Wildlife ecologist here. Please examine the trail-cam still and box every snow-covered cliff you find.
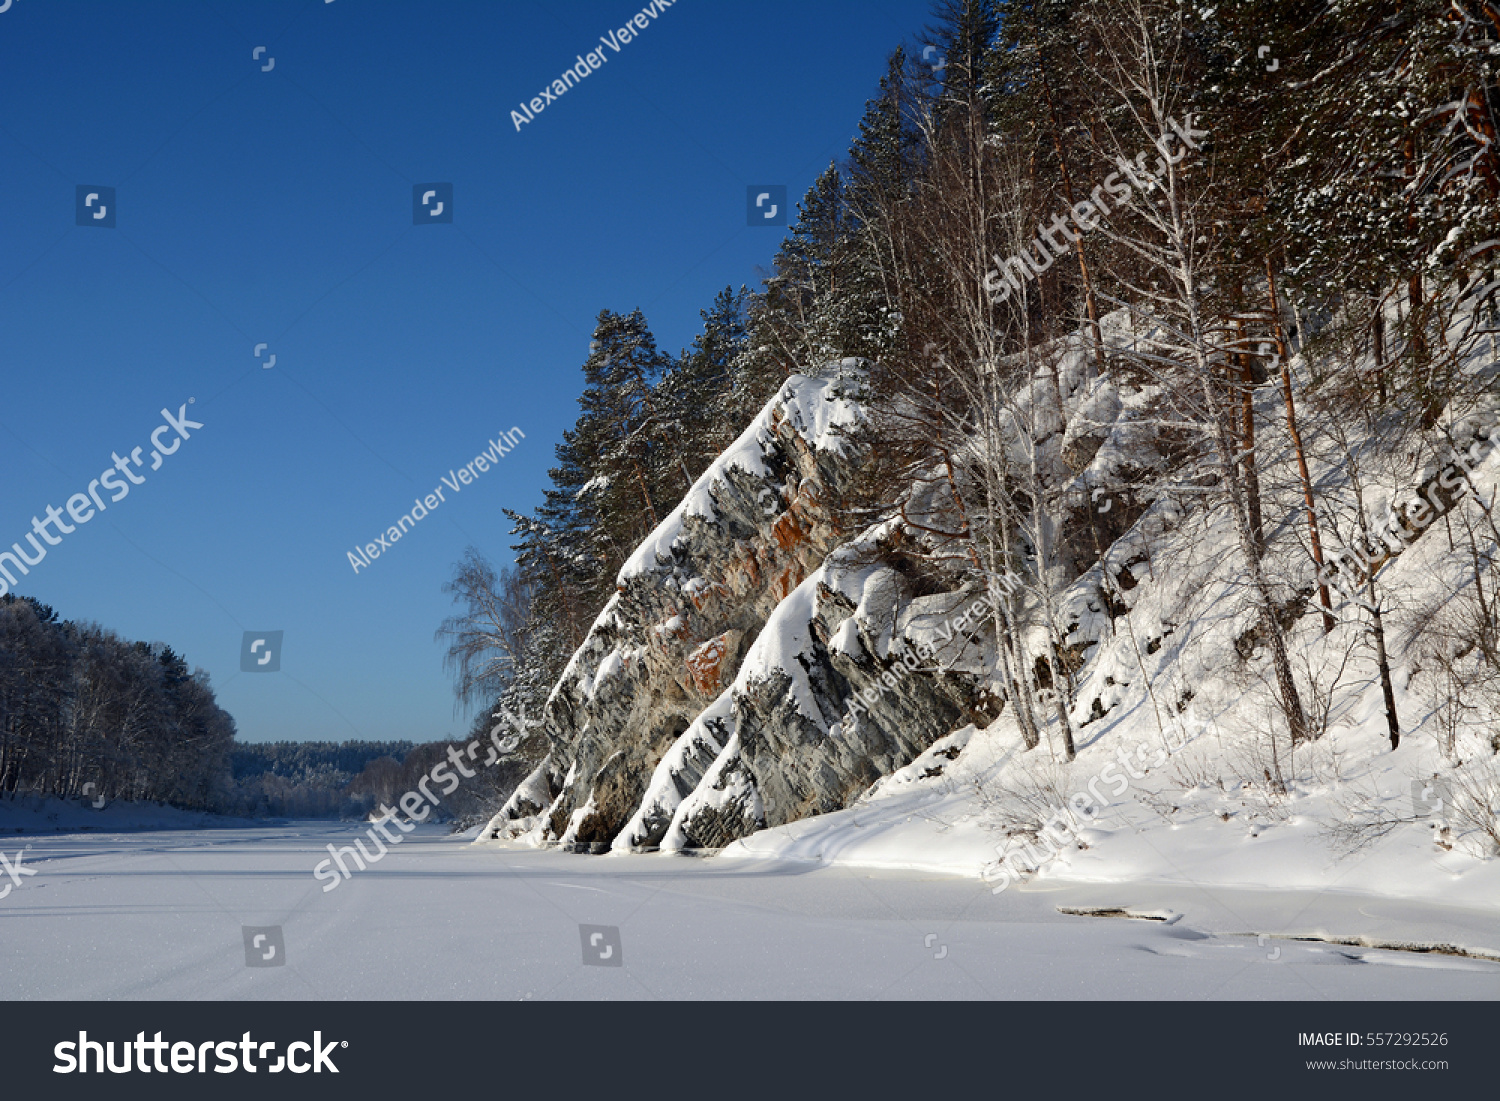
[482,365,971,849]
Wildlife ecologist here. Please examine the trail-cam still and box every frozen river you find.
[2,822,1496,1000]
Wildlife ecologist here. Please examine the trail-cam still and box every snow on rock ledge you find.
[613,690,733,853]
[661,732,764,851]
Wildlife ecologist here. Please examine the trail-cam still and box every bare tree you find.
[1079,0,1311,743]
[435,548,536,712]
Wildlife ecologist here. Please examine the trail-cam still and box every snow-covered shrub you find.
[1446,752,1500,858]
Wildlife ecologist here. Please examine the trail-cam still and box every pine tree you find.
[1273,0,1500,421]
[927,0,1000,139]
[731,166,857,419]
[843,48,922,364]
[580,308,676,544]
[660,286,749,482]
[503,308,678,640]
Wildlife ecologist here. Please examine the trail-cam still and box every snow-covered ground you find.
[0,821,1494,999]
[727,707,1500,889]
[720,710,1500,966]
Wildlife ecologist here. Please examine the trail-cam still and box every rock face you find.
[715,565,978,833]
[482,369,987,852]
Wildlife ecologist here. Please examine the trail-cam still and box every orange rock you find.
[685,631,740,695]
[771,510,807,552]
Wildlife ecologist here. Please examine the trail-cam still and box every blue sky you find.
[0,0,937,744]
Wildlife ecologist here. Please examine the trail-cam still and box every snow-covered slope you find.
[483,306,1500,943]
[717,307,1500,934]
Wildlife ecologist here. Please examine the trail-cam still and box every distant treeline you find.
[227,736,528,823]
[0,594,236,809]
[227,740,415,818]
[0,594,519,823]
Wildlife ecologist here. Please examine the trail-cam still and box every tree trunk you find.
[1203,369,1310,744]
[631,460,660,528]
[1369,586,1401,750]
[1234,314,1265,553]
[1370,289,1387,404]
[1268,259,1335,632]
